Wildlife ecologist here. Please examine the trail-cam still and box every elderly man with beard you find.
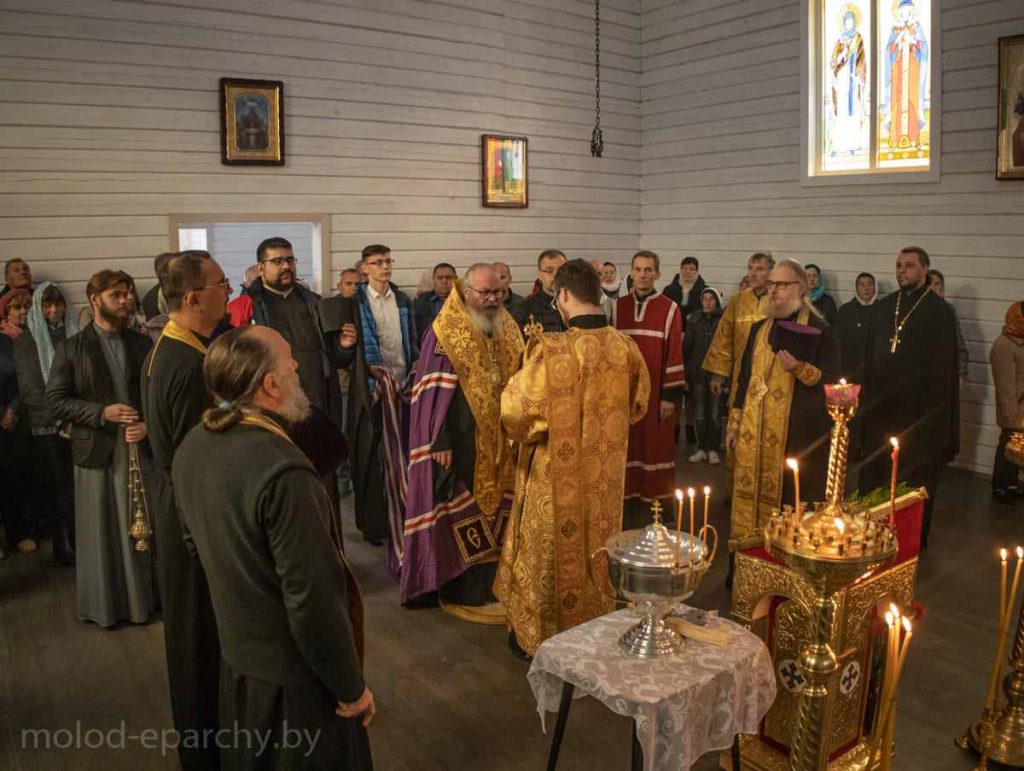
[173,326,373,770]
[401,264,524,621]
[46,270,156,627]
[725,259,839,569]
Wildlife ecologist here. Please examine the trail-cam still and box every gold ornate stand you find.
[722,384,921,771]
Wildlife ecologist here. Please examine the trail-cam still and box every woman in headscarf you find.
[683,287,724,465]
[990,301,1024,504]
[13,282,77,564]
[805,263,838,324]
[0,289,35,555]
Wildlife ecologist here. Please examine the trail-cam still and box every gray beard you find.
[466,306,500,338]
[768,298,804,320]
[279,382,312,424]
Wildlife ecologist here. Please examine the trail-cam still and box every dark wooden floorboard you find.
[0,459,1015,769]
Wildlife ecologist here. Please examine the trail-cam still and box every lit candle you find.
[1001,548,1009,631]
[888,437,900,527]
[674,489,684,567]
[702,486,711,549]
[834,518,846,555]
[786,458,801,522]
[687,488,696,569]
[990,547,1024,711]
[876,617,914,771]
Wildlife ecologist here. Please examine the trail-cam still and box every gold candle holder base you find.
[957,670,1024,767]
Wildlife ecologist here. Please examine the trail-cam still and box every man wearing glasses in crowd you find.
[337,244,419,547]
[245,237,339,422]
[509,249,566,336]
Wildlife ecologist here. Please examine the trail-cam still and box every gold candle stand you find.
[957,579,1024,766]
[762,384,899,771]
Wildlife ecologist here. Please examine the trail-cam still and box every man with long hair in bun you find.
[172,325,374,770]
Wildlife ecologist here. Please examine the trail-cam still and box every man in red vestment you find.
[613,250,685,529]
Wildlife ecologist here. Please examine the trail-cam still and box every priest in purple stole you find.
[401,264,524,622]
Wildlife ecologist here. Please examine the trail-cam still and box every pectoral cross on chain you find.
[889,333,900,354]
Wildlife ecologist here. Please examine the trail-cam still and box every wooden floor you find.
[0,460,1019,770]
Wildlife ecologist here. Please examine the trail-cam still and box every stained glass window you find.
[813,0,932,176]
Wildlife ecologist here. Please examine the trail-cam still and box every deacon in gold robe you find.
[725,259,840,554]
[702,251,774,411]
[496,260,649,657]
[401,264,524,622]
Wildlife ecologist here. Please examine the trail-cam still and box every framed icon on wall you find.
[482,134,528,208]
[997,35,1024,180]
[220,78,285,166]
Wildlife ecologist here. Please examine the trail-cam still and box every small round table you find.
[527,606,776,770]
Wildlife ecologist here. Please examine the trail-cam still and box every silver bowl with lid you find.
[590,509,718,658]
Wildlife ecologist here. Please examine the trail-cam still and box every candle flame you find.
[1018,546,1023,560]
[839,377,847,385]
[890,436,899,448]
[834,518,846,534]
[703,485,711,495]
[786,458,798,471]
[902,617,912,634]
[1002,548,1010,561]
[885,610,894,627]
[675,489,684,501]
[889,602,900,619]
[687,487,695,498]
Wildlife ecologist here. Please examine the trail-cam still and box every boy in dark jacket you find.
[683,287,723,464]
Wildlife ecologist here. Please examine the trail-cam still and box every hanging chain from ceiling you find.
[590,0,604,157]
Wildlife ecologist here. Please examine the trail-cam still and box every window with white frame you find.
[807,0,936,178]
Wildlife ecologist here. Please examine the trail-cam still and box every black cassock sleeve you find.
[731,319,764,411]
[259,466,365,704]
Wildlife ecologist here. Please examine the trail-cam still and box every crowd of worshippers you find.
[0,241,1021,769]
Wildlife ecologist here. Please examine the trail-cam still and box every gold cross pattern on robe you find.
[748,375,769,404]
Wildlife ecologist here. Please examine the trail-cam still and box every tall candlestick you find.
[987,547,1024,712]
[687,488,696,569]
[674,489,684,568]
[876,616,914,771]
[702,486,711,549]
[888,437,900,527]
[786,458,801,522]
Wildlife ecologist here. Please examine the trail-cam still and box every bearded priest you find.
[401,264,524,623]
[725,259,840,559]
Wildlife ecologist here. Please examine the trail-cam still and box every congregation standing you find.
[0,238,1019,769]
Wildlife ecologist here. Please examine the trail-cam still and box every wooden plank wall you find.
[0,0,641,302]
[639,0,1024,474]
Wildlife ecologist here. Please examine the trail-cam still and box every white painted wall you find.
[2,0,1020,474]
[0,0,642,303]
[639,0,1024,474]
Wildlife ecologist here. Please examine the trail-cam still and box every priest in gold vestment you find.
[725,259,840,553]
[702,251,774,411]
[496,260,650,656]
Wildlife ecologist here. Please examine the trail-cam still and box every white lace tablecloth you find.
[527,606,776,771]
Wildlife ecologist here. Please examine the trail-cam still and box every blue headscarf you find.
[27,281,78,381]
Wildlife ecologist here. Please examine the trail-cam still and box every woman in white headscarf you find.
[12,281,77,564]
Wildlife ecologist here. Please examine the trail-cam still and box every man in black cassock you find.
[857,246,959,549]
[247,236,340,421]
[141,251,229,770]
[173,325,374,770]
